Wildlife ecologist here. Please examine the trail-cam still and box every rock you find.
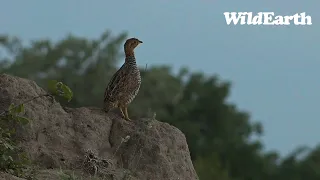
[0,172,25,180]
[0,74,199,180]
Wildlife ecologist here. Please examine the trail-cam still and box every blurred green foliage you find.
[0,103,30,177]
[0,31,319,180]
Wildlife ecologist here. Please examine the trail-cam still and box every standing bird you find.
[103,38,143,121]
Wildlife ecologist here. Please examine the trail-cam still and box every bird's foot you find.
[124,116,132,121]
[119,109,131,121]
[123,106,132,121]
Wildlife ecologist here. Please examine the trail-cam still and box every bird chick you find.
[103,38,143,121]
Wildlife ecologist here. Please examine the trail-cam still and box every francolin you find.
[103,37,143,121]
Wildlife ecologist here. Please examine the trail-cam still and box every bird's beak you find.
[139,40,143,43]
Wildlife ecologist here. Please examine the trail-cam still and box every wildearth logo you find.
[224,12,312,25]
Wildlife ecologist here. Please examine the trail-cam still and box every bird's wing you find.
[104,65,128,102]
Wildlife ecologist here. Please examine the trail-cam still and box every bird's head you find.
[124,38,143,53]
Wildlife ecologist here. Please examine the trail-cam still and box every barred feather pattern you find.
[103,55,141,112]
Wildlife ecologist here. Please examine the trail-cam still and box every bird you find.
[103,37,143,121]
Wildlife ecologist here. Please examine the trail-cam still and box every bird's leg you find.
[124,106,131,121]
[119,106,125,119]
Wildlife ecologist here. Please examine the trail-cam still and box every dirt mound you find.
[0,74,199,180]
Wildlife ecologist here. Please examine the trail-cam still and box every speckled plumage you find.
[103,38,142,121]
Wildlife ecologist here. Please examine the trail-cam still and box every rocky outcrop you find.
[0,74,199,180]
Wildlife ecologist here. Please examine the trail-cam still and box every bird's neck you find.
[125,49,135,57]
[125,50,136,64]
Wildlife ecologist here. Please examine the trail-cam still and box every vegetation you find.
[0,103,31,178]
[0,31,319,180]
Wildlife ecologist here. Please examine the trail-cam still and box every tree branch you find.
[0,94,54,116]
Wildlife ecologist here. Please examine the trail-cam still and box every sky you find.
[1,0,319,156]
